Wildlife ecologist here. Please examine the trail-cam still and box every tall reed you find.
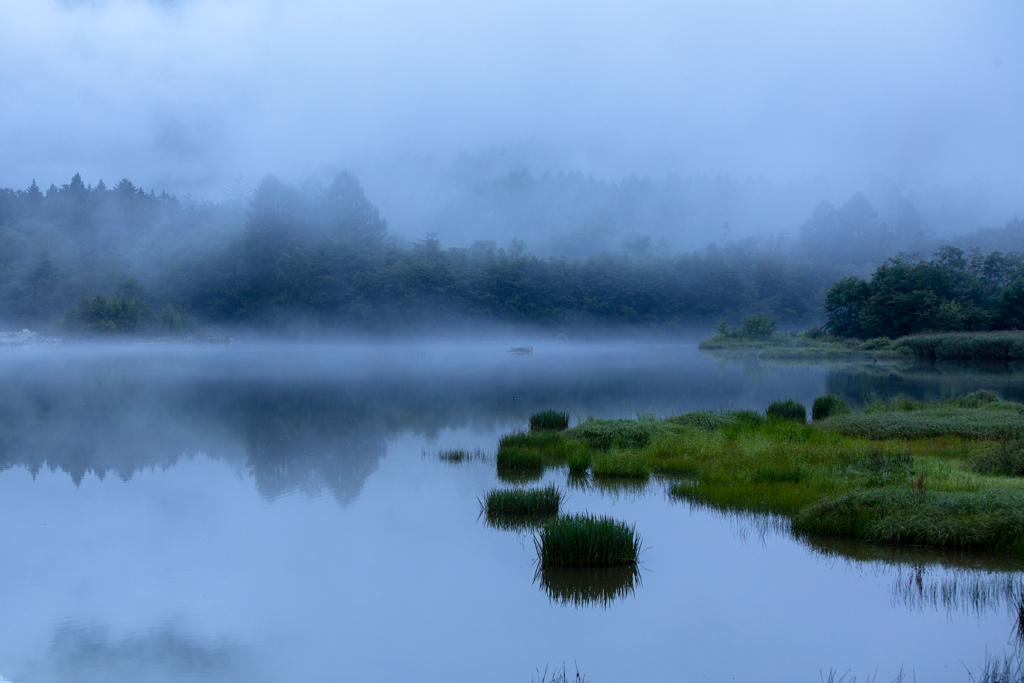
[536,513,641,567]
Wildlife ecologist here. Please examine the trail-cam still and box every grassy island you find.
[505,396,1024,555]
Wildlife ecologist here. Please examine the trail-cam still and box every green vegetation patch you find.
[591,451,651,479]
[485,485,562,517]
[812,394,850,421]
[438,447,487,464]
[530,410,570,432]
[536,514,642,567]
[563,419,659,451]
[793,489,1024,553]
[819,393,1024,440]
[766,398,807,423]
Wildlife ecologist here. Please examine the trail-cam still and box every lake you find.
[1,341,1023,682]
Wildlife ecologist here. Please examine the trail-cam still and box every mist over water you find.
[0,342,1023,682]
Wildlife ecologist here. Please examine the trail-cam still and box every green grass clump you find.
[496,445,544,471]
[666,410,737,430]
[812,394,850,421]
[485,485,562,516]
[766,398,807,422]
[591,451,651,478]
[819,395,1024,440]
[793,489,1024,553]
[496,430,569,472]
[895,331,1024,360]
[530,410,571,431]
[566,443,592,474]
[438,447,486,463]
[971,437,1024,476]
[564,419,656,450]
[536,513,641,567]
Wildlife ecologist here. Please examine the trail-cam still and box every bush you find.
[536,514,641,567]
[766,398,806,422]
[812,394,850,421]
[530,410,570,431]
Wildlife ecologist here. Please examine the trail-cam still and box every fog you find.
[2,1,1023,238]
[1,0,1024,333]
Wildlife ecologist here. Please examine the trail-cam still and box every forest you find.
[0,171,1020,335]
[825,248,1024,338]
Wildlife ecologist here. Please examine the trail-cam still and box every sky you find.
[1,0,1023,209]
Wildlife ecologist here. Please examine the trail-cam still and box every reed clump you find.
[812,394,850,421]
[590,451,650,478]
[485,485,562,516]
[766,398,806,422]
[536,513,642,567]
[530,410,571,432]
[437,447,486,463]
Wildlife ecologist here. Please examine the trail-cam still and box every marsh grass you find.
[590,451,650,478]
[530,410,570,432]
[813,394,850,421]
[766,398,807,422]
[437,447,487,464]
[897,331,1024,361]
[497,468,545,485]
[536,564,641,608]
[972,438,1024,477]
[485,485,562,516]
[564,419,657,450]
[566,445,591,474]
[536,513,641,567]
[794,489,1024,552]
[821,393,1024,440]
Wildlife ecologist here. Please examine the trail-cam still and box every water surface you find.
[1,342,1023,682]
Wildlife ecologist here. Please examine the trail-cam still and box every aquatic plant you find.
[793,489,1024,553]
[766,398,806,422]
[437,447,487,464]
[565,443,591,474]
[485,485,562,516]
[564,419,655,450]
[590,451,650,478]
[496,446,544,471]
[820,398,1024,440]
[530,410,571,432]
[536,513,641,567]
[812,394,850,421]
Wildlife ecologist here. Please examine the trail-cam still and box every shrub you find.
[812,394,850,421]
[536,514,641,567]
[667,411,736,430]
[766,398,806,422]
[530,410,570,432]
[741,314,778,340]
[485,485,562,516]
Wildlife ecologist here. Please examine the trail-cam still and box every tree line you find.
[0,171,1019,334]
[825,246,1024,338]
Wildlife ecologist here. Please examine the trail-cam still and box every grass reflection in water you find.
[535,564,642,609]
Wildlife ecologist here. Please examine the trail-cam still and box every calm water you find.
[2,342,1024,682]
